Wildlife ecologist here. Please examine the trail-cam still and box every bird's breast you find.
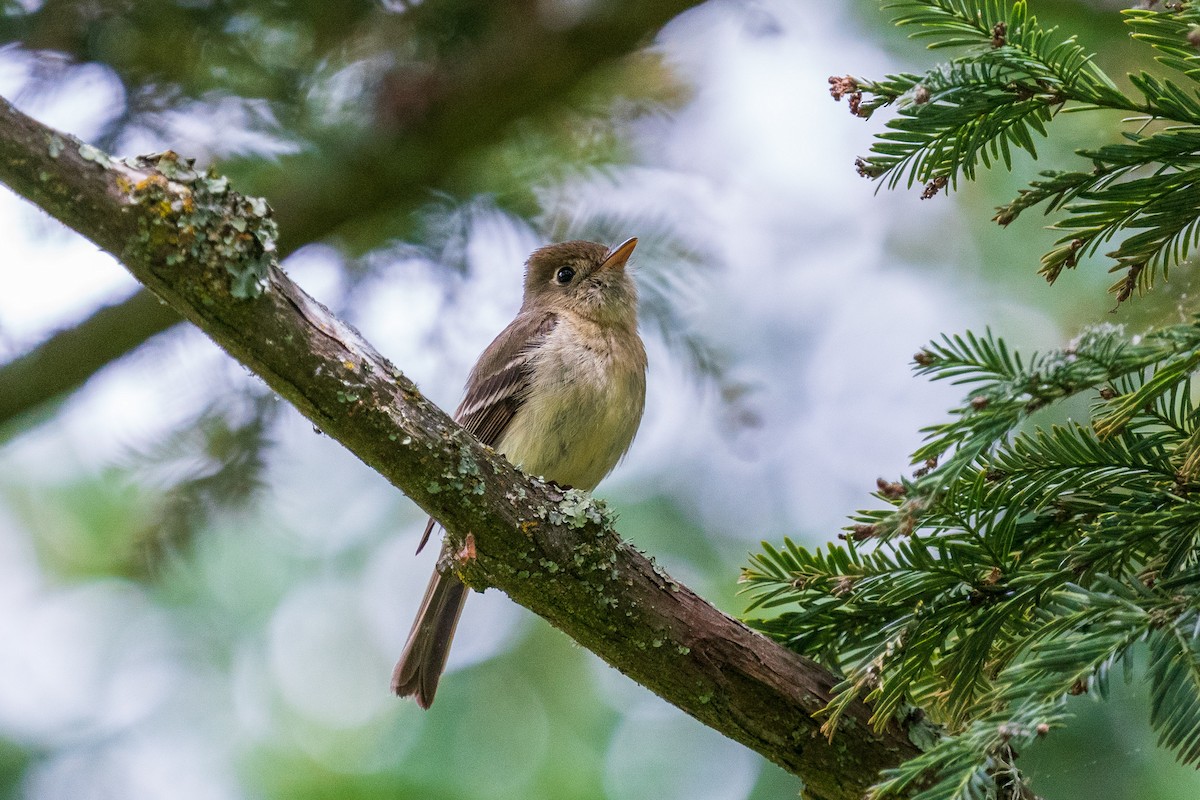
[496,318,646,491]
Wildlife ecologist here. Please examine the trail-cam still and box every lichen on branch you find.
[121,151,278,300]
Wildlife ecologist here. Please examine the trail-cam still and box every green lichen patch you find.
[453,444,487,495]
[77,143,111,167]
[124,151,278,300]
[554,489,616,530]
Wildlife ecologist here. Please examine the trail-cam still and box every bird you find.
[392,237,647,709]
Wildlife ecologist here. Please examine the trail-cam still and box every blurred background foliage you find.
[1,1,1197,798]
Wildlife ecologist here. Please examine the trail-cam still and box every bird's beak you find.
[600,237,638,272]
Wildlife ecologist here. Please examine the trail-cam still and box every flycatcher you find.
[392,237,647,708]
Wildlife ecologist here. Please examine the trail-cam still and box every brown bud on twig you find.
[828,75,858,101]
[993,205,1017,226]
[842,523,878,542]
[913,85,930,105]
[971,395,990,411]
[921,176,948,199]
[1115,262,1144,304]
[855,157,884,179]
[913,456,939,478]
[1060,238,1084,272]
[992,22,1007,48]
[876,478,906,499]
[913,350,936,366]
[832,576,856,597]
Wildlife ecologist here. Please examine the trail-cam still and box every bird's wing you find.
[416,311,558,553]
[455,310,558,444]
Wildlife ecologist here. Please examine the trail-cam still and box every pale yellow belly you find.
[496,324,646,490]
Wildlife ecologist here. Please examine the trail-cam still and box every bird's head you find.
[521,238,639,327]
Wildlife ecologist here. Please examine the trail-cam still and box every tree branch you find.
[0,289,180,429]
[0,95,930,800]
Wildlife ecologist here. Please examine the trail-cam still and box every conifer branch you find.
[835,0,1200,301]
[746,318,1200,798]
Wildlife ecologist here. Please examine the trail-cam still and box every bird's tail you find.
[391,563,468,709]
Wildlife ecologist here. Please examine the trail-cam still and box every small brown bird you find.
[392,238,647,708]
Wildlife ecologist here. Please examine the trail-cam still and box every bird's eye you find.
[555,266,576,284]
